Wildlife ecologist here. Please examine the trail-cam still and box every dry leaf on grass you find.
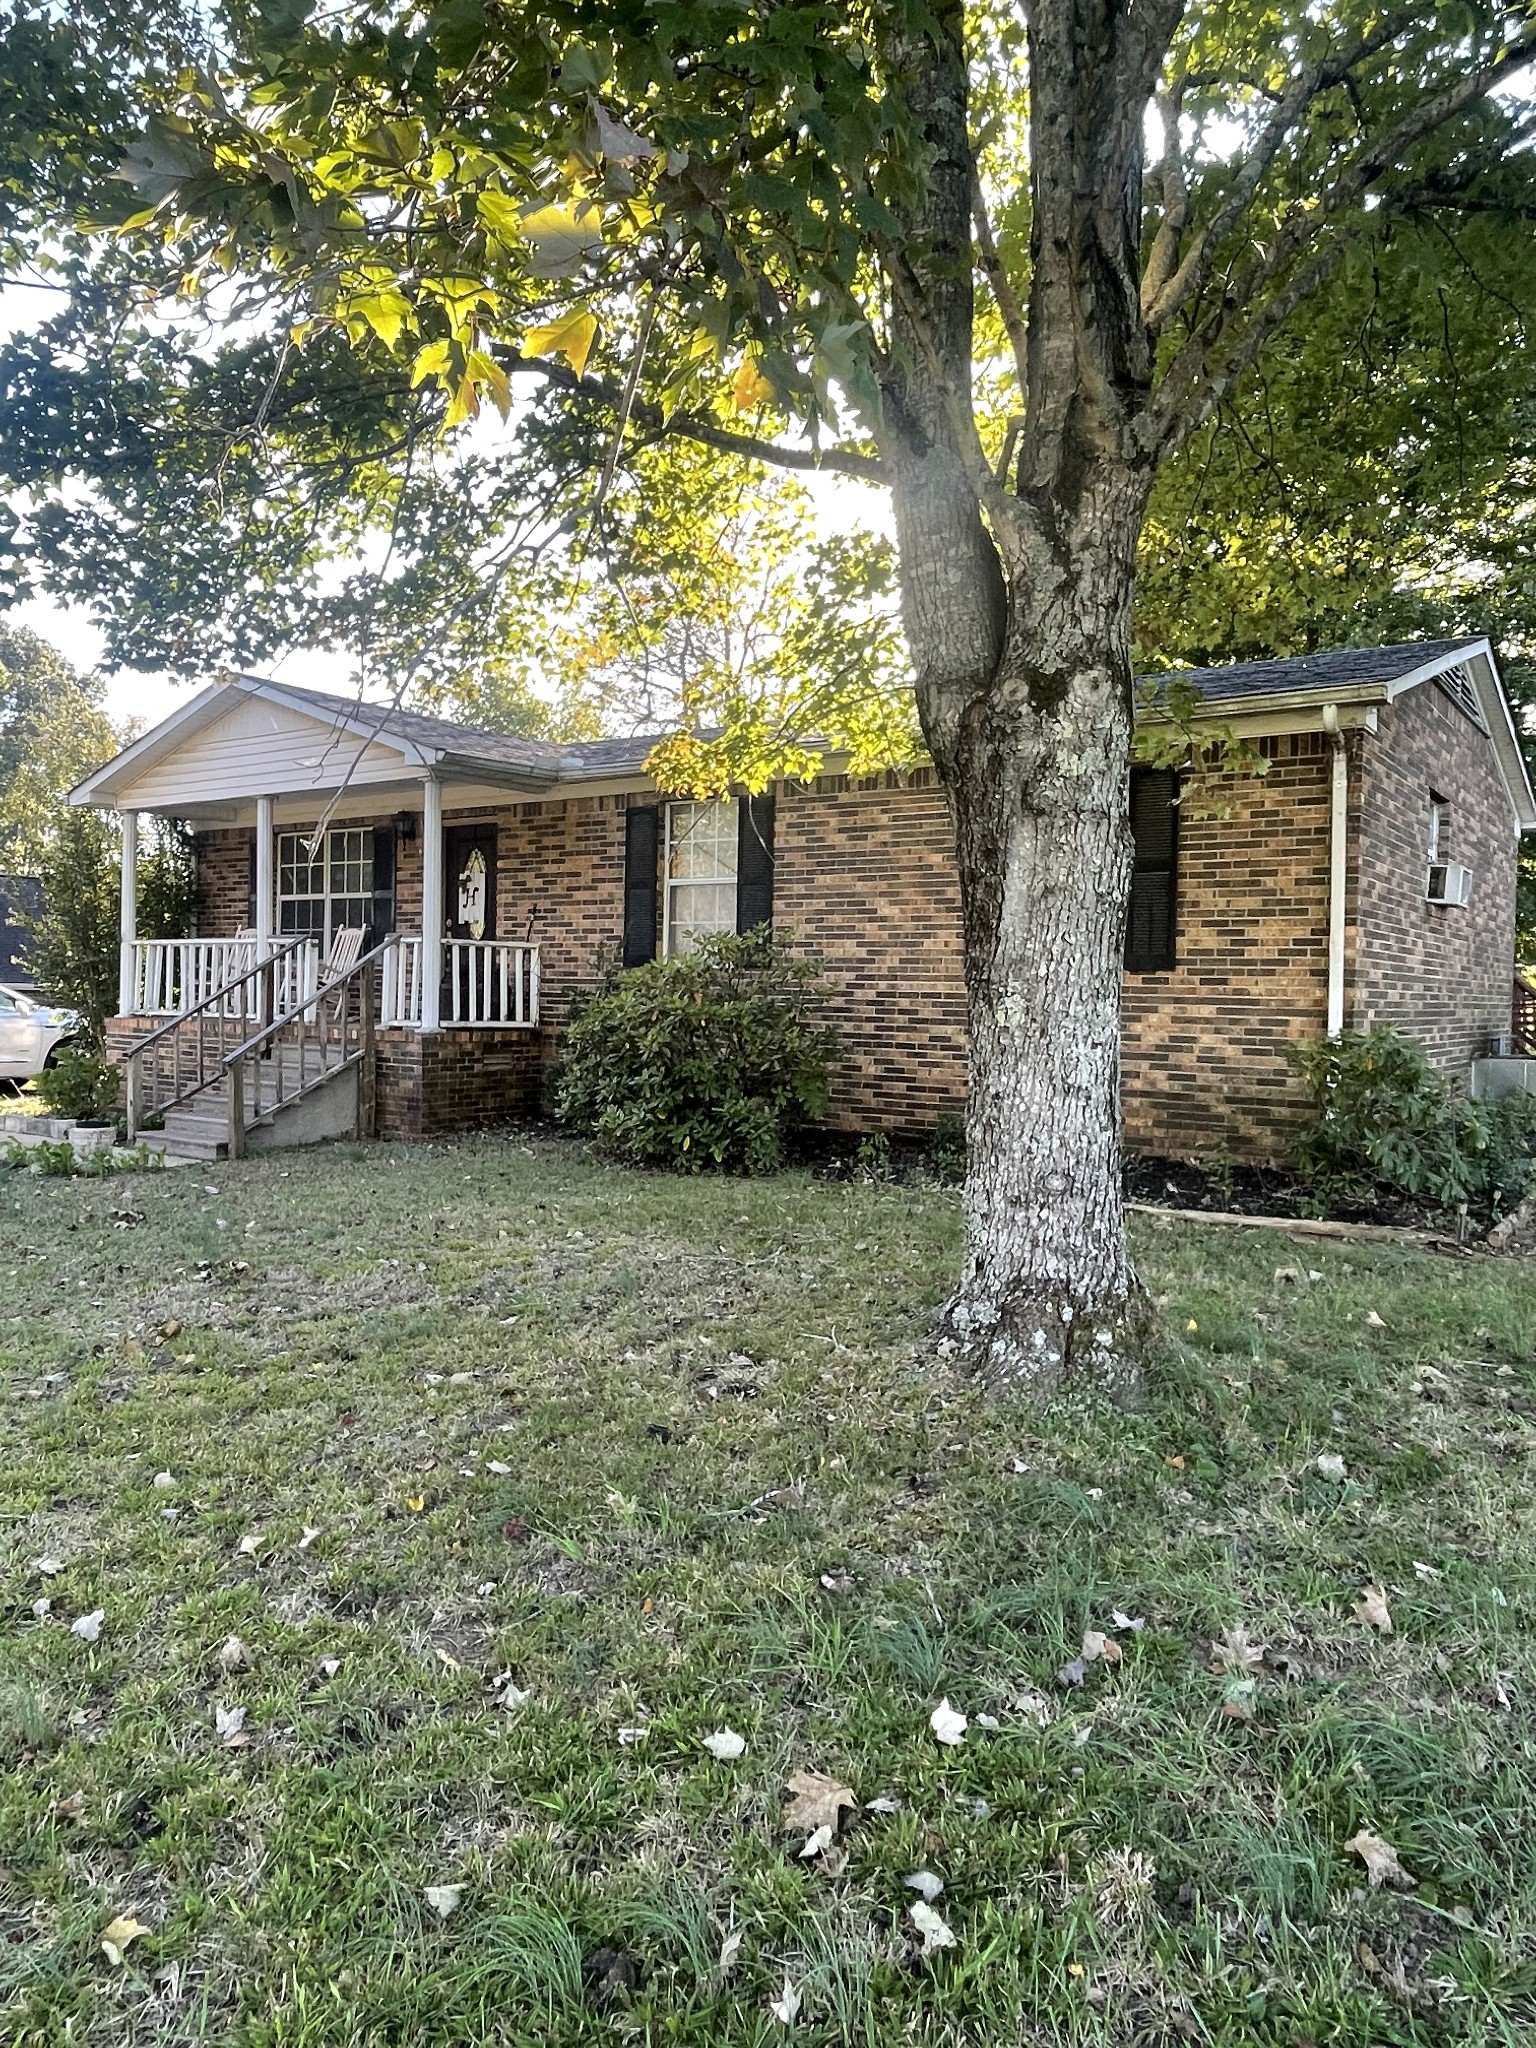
[215,1705,248,1746]
[1110,1610,1146,1632]
[768,1975,802,2024]
[717,1927,744,1979]
[1354,1585,1394,1634]
[909,1900,957,1957]
[929,1698,968,1746]
[1081,1631,1121,1666]
[799,1823,834,1860]
[217,1635,250,1674]
[904,1870,944,1903]
[101,1914,150,1966]
[1346,1829,1414,1889]
[1220,1678,1257,1722]
[32,1556,63,1577]
[702,1727,746,1762]
[424,1883,464,1919]
[782,1768,858,1834]
[235,1533,261,1558]
[1211,1625,1264,1673]
[1316,1454,1348,1480]
[298,1526,322,1550]
[71,1610,105,1643]
[1365,1309,1387,1329]
[617,1726,648,1747]
[495,1678,531,1710]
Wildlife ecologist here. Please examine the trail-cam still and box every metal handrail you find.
[125,934,316,1141]
[220,935,398,1158]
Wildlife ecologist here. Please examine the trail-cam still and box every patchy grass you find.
[1,1133,1534,2047]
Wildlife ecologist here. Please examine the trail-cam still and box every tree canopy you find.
[0,624,116,873]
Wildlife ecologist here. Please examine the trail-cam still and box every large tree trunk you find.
[937,541,1150,1397]
[881,0,1169,1396]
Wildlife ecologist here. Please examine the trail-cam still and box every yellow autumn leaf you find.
[101,1914,151,1966]
[732,354,774,412]
[523,308,599,380]
[405,1493,427,1512]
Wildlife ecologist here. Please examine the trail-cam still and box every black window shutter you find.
[247,833,259,930]
[622,805,660,966]
[1125,768,1178,972]
[736,792,776,934]
[370,825,396,945]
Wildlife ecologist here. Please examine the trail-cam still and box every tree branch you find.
[971,172,1030,407]
[496,348,889,482]
[1152,25,1536,446]
[1143,11,1419,332]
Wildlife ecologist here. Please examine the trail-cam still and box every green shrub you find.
[1289,1027,1536,1213]
[36,1046,120,1125]
[555,929,836,1173]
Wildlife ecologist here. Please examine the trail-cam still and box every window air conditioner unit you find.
[1426,860,1473,906]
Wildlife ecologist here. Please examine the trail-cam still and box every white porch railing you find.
[129,938,319,1019]
[443,940,540,1027]
[129,934,538,1030]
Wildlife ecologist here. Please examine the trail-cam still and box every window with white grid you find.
[664,801,738,955]
[278,828,373,946]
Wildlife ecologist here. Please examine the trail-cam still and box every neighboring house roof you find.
[1149,638,1485,704]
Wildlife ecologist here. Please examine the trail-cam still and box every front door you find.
[443,822,499,1022]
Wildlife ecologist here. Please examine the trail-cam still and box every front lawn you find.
[2,1135,1533,2046]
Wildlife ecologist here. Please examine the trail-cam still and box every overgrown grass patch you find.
[2,1134,1533,2045]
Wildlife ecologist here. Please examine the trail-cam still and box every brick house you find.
[72,638,1534,1162]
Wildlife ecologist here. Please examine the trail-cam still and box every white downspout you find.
[1322,704,1348,1038]
[118,809,138,1017]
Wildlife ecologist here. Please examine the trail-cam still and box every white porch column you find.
[255,795,275,961]
[420,772,443,1032]
[1323,704,1349,1039]
[117,809,138,1017]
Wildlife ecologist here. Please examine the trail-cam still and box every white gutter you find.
[1322,704,1349,1037]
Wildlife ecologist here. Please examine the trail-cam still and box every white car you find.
[0,984,83,1081]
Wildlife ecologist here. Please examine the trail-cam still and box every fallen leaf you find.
[703,1727,746,1762]
[1165,1452,1186,1468]
[1273,1266,1302,1285]
[1365,1309,1387,1329]
[496,1677,531,1710]
[486,1460,512,1476]
[929,1698,968,1746]
[904,1870,944,1903]
[434,1648,461,1673]
[1412,1560,1442,1582]
[768,1974,801,2024]
[782,1768,858,1833]
[1110,1610,1146,1632]
[1346,1829,1414,1889]
[236,1533,261,1557]
[405,1494,427,1513]
[909,1899,957,1957]
[1316,1453,1348,1480]
[32,1597,50,1618]
[1220,1678,1257,1722]
[101,1914,151,1965]
[1211,1625,1265,1673]
[54,1789,86,1820]
[800,1823,834,1860]
[1081,1631,1121,1665]
[1354,1585,1394,1634]
[317,1657,342,1678]
[1055,1656,1088,1688]
[298,1526,322,1550]
[71,1610,105,1643]
[214,1704,247,1744]
[424,1882,464,1919]
[32,1556,63,1577]
[218,1635,250,1674]
[1183,1322,1198,1336]
[152,1471,175,1491]
[866,1795,902,1815]
[617,1726,648,1746]
[717,1927,744,1979]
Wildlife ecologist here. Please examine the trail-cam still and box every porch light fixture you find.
[395,810,419,842]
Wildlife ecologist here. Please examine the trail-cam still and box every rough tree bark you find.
[882,0,1177,1396]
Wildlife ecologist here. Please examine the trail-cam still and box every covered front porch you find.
[73,675,577,1154]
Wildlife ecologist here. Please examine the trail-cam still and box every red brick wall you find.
[375,1026,542,1137]
[194,828,252,935]
[1353,679,1518,1066]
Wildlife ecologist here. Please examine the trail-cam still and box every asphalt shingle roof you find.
[1151,639,1481,703]
[256,639,1488,784]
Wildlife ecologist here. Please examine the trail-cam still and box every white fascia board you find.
[1471,646,1536,833]
[69,680,235,805]
[1379,638,1490,700]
